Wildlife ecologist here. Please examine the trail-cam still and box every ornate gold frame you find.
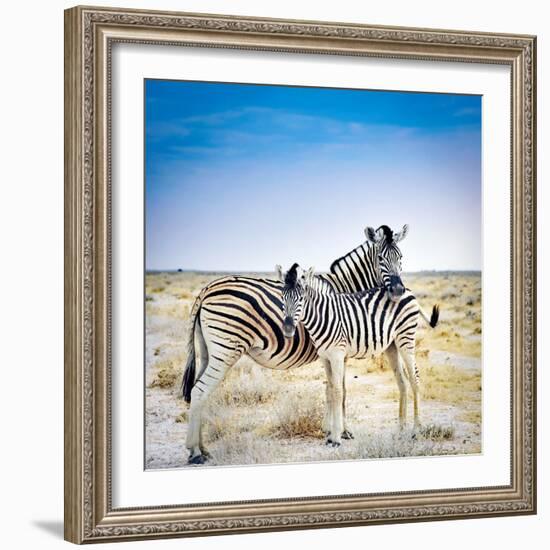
[64,5,537,544]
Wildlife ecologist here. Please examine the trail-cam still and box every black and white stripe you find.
[281,264,439,446]
[182,225,409,464]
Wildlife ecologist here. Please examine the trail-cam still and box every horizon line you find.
[146,268,482,275]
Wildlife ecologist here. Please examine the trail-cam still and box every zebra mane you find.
[325,239,380,294]
[329,242,373,275]
[284,263,300,290]
[378,225,394,244]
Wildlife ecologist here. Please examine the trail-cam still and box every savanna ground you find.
[145,271,482,469]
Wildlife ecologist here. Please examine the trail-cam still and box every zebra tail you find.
[420,304,440,328]
[181,295,202,403]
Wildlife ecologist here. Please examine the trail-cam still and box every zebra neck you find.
[301,289,333,342]
[311,274,338,294]
[324,242,381,293]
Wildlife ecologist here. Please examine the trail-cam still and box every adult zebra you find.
[280,264,440,447]
[182,224,409,464]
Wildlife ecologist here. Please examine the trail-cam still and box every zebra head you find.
[365,224,409,302]
[277,263,313,338]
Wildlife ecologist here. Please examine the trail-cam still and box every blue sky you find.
[145,80,481,272]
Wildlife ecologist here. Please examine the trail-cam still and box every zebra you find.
[280,264,440,447]
[182,224,410,464]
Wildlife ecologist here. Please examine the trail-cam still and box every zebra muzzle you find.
[389,276,405,302]
[282,317,296,338]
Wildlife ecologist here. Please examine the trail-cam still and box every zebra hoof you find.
[342,429,354,440]
[326,438,341,448]
[188,453,207,465]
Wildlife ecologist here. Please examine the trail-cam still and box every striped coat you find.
[298,287,437,358]
[281,265,439,446]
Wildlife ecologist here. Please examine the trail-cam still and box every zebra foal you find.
[280,264,439,447]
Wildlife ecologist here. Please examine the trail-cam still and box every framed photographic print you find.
[64,5,537,544]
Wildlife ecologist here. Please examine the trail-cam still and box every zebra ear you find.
[275,264,284,281]
[304,266,315,287]
[365,226,382,244]
[291,264,304,283]
[394,224,409,243]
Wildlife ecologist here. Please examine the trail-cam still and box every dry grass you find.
[419,331,481,358]
[149,369,179,389]
[145,271,482,469]
[419,423,455,441]
[269,389,325,439]
[146,301,190,321]
[149,351,186,389]
[350,428,459,459]
[421,363,481,405]
[210,363,280,407]
[175,410,188,423]
[458,410,482,424]
[203,432,282,466]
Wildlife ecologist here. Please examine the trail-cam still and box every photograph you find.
[144,79,483,469]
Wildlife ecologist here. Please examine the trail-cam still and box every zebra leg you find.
[322,356,352,439]
[195,323,209,382]
[324,351,346,447]
[341,368,354,439]
[186,353,238,464]
[398,345,421,429]
[321,359,334,436]
[385,343,408,429]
